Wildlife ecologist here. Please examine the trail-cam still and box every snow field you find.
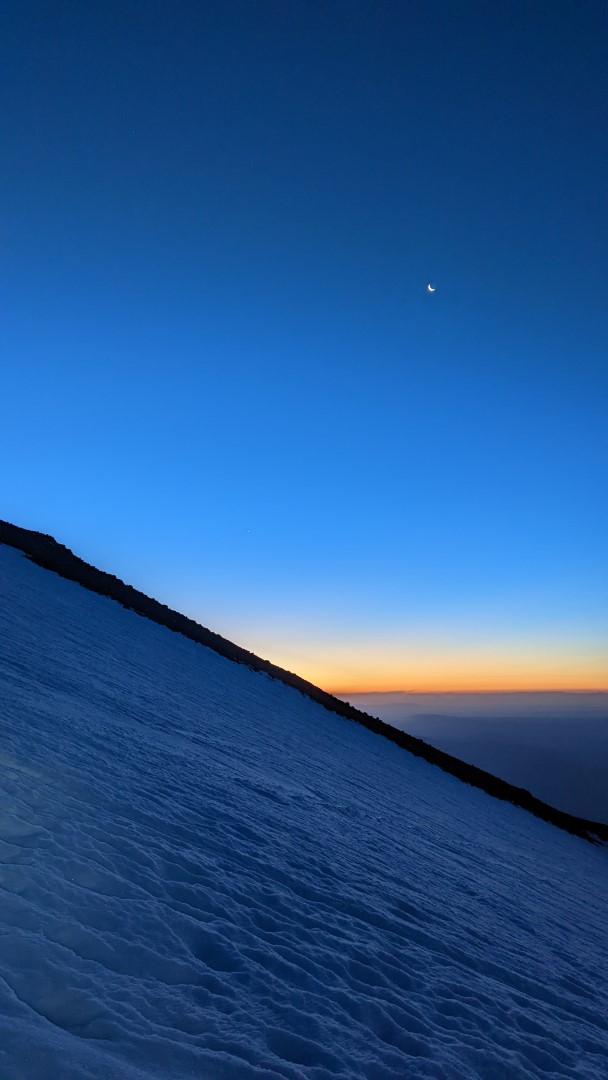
[0,544,607,1078]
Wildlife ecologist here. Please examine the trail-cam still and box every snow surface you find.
[0,544,607,1080]
[345,693,608,823]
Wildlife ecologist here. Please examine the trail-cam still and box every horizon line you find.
[333,686,608,697]
[3,517,607,843]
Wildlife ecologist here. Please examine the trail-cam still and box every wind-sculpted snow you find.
[0,546,607,1079]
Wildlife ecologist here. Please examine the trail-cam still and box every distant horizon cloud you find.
[341,689,608,715]
[330,685,608,698]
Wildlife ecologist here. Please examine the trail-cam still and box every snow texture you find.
[346,693,608,823]
[0,543,607,1079]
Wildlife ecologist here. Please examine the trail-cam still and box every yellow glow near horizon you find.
[326,667,608,696]
[251,637,608,695]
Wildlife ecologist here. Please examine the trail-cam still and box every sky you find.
[2,1,607,692]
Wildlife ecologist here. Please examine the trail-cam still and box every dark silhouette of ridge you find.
[2,518,606,845]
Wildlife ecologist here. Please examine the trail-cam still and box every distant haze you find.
[344,692,608,823]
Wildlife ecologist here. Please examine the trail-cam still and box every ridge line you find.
[1,518,605,845]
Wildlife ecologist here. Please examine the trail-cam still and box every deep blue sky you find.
[2,2,607,689]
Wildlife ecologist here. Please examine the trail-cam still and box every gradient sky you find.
[2,2,607,691]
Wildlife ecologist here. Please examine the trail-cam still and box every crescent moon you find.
[426,283,436,293]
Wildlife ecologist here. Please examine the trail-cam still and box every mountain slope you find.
[0,542,607,1079]
[1,520,606,844]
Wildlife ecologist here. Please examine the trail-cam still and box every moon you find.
[426,283,436,293]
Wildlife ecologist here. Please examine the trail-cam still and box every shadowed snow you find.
[346,693,608,823]
[0,545,607,1078]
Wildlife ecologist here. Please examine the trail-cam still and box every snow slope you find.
[345,693,608,823]
[0,544,607,1079]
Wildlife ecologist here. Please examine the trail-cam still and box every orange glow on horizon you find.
[258,642,608,697]
[328,680,608,695]
[327,675,608,695]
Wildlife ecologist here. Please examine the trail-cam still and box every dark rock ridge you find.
[2,518,606,845]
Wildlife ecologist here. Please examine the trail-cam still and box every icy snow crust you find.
[0,546,607,1080]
